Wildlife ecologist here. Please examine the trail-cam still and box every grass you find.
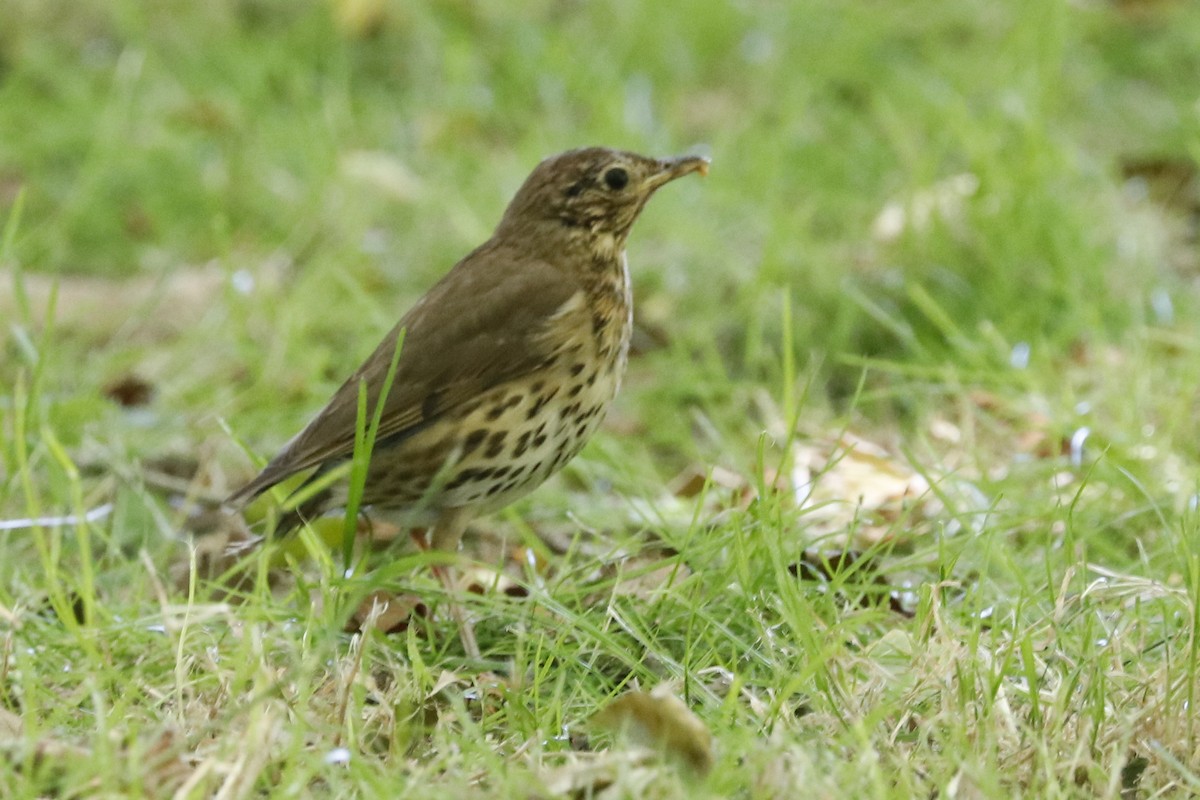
[3,0,1200,796]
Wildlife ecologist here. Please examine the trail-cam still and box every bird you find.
[227,146,709,656]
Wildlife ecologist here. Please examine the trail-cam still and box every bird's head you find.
[497,147,709,252]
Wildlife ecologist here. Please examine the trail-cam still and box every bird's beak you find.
[643,155,710,191]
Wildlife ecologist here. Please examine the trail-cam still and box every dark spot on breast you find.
[570,363,585,377]
[485,430,507,458]
[592,313,606,335]
[486,394,522,421]
[417,440,451,465]
[462,428,488,456]
[513,431,532,458]
[530,381,544,393]
[567,384,583,398]
[446,468,484,490]
[586,372,597,387]
[527,387,560,420]
[532,431,548,448]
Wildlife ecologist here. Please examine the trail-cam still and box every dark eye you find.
[603,167,629,191]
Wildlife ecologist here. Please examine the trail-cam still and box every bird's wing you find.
[228,241,581,503]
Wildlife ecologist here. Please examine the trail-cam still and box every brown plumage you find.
[228,146,708,655]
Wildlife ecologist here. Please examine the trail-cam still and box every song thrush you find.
[228,146,708,655]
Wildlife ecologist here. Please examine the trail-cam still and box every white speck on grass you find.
[1070,427,1090,467]
[1151,288,1174,325]
[1010,341,1030,369]
[325,748,351,766]
[231,270,255,294]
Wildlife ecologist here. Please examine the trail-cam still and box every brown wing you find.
[228,237,580,504]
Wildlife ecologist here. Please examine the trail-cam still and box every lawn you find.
[3,0,1200,796]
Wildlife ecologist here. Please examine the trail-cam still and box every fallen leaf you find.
[538,750,658,798]
[792,432,937,547]
[591,687,714,777]
[103,373,155,407]
[668,464,751,501]
[344,590,427,634]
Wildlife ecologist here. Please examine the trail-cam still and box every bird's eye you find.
[603,167,629,191]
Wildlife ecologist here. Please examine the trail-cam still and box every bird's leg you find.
[428,506,479,659]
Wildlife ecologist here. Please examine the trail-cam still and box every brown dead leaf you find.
[591,687,714,777]
[660,431,969,550]
[538,750,659,798]
[460,564,528,597]
[103,373,155,407]
[669,464,751,501]
[792,432,937,547]
[344,590,428,634]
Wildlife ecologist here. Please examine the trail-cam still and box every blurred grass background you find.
[3,0,1200,796]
